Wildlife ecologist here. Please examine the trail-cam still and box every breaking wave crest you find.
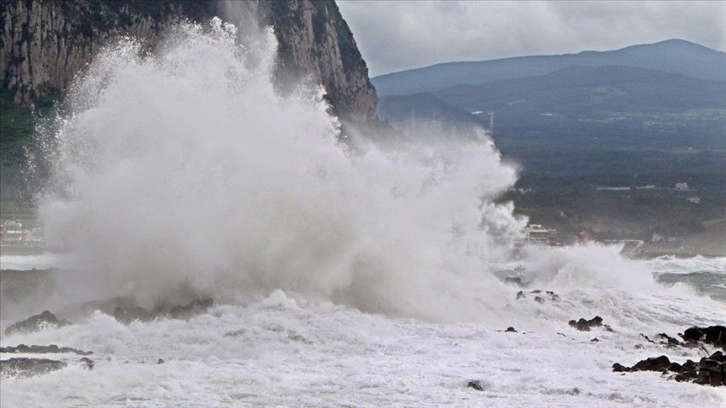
[33,17,700,325]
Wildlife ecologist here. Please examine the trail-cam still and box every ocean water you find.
[1,16,725,407]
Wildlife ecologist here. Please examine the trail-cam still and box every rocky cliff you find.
[0,0,377,122]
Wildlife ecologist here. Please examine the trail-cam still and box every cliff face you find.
[0,0,377,122]
[262,0,377,122]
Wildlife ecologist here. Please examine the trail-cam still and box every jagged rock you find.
[569,316,603,332]
[505,327,517,333]
[591,338,599,342]
[158,358,165,364]
[0,344,92,356]
[516,291,525,300]
[5,311,70,336]
[467,380,485,391]
[534,296,544,303]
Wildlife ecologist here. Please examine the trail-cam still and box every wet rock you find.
[169,298,214,319]
[612,356,670,373]
[546,291,560,301]
[516,291,525,300]
[681,326,726,350]
[78,357,94,370]
[534,296,545,304]
[0,344,92,355]
[615,352,726,386]
[591,338,599,342]
[96,298,214,324]
[467,380,485,391]
[505,327,517,333]
[657,333,682,347]
[5,311,70,336]
[569,316,603,332]
[113,305,154,324]
[632,355,671,372]
[158,358,165,364]
[0,358,66,377]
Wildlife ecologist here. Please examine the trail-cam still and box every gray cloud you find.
[337,1,726,76]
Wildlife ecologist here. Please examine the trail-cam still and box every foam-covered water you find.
[2,16,725,407]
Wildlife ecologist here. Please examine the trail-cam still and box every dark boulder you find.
[681,326,726,349]
[505,327,517,333]
[5,311,70,336]
[467,380,486,391]
[616,352,726,386]
[631,355,671,372]
[78,357,94,370]
[569,316,603,332]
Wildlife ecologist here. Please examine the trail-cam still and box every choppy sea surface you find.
[1,254,724,407]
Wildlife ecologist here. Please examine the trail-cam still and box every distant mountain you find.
[434,65,726,114]
[373,39,726,96]
[378,64,726,149]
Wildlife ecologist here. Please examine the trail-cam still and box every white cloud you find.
[337,1,726,76]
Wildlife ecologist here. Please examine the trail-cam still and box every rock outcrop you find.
[681,326,726,350]
[1,0,377,122]
[0,356,93,377]
[613,351,726,387]
[5,310,70,336]
[0,344,92,355]
[568,316,603,332]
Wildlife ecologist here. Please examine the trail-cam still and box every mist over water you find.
[32,17,704,326]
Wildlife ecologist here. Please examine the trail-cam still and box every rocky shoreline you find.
[2,276,724,391]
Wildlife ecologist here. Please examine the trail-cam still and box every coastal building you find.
[524,224,561,246]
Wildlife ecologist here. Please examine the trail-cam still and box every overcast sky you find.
[337,1,726,77]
